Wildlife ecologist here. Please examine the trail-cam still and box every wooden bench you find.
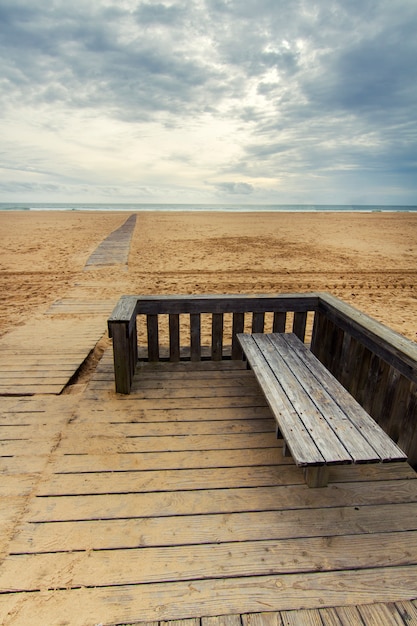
[237,332,407,487]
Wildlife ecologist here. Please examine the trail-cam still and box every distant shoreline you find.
[1,202,417,213]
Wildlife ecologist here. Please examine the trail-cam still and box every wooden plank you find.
[237,334,324,466]
[242,613,282,626]
[2,566,417,625]
[120,374,258,389]
[328,324,345,379]
[273,334,384,463]
[107,384,263,400]
[84,214,136,268]
[147,314,159,362]
[3,531,417,592]
[358,602,406,625]
[49,447,283,473]
[0,457,50,474]
[319,607,349,626]
[0,474,38,497]
[203,616,242,626]
[135,293,320,315]
[252,312,265,334]
[273,311,286,333]
[37,465,297,496]
[116,367,253,381]
[330,605,363,625]
[369,357,391,426]
[190,313,201,361]
[0,425,67,440]
[280,608,323,625]
[98,395,266,411]
[212,313,224,360]
[25,480,417,522]
[169,314,180,362]
[12,501,417,554]
[395,600,417,623]
[75,405,272,424]
[59,418,274,438]
[111,322,132,394]
[253,334,350,464]
[398,380,417,467]
[292,311,307,341]
[385,370,410,441]
[0,440,62,455]
[57,432,277,454]
[108,294,137,330]
[318,292,417,384]
[232,312,245,360]
[282,333,407,462]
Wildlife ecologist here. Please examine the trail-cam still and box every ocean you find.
[0,202,416,213]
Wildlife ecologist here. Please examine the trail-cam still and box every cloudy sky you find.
[1,0,417,205]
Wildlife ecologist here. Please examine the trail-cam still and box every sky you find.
[1,0,417,206]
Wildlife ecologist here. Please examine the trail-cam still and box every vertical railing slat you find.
[293,311,307,341]
[190,313,201,362]
[252,312,265,334]
[232,312,245,360]
[212,313,224,361]
[147,314,159,362]
[273,311,286,333]
[398,381,417,466]
[169,314,180,362]
[310,311,325,359]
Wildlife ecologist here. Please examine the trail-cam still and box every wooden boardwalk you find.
[0,316,109,395]
[83,213,137,269]
[1,351,417,624]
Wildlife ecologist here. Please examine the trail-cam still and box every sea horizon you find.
[1,202,417,213]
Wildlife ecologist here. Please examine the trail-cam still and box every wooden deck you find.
[1,353,417,625]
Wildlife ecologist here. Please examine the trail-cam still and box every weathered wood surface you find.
[0,317,106,395]
[46,298,115,315]
[317,292,417,384]
[1,356,417,625]
[238,333,406,486]
[108,293,417,466]
[84,213,137,269]
[310,294,417,467]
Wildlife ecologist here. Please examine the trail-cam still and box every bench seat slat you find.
[250,334,353,465]
[237,332,407,484]
[268,333,383,463]
[282,333,407,463]
[237,334,325,466]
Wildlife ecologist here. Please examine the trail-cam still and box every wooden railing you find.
[108,293,417,466]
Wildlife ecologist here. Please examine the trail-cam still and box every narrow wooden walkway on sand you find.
[84,213,137,269]
[0,317,107,395]
[1,351,417,625]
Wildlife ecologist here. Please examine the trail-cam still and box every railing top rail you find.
[108,293,320,323]
[107,292,417,381]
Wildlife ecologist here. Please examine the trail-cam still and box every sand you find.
[0,210,416,343]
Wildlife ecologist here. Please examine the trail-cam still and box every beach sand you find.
[1,210,416,343]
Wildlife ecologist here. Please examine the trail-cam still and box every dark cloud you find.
[135,2,186,25]
[214,182,254,195]
[0,0,416,202]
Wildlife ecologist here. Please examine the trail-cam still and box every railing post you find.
[109,322,135,394]
[108,296,138,394]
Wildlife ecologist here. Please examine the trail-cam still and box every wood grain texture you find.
[2,358,417,626]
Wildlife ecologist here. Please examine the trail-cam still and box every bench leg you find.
[282,441,292,457]
[304,466,329,488]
